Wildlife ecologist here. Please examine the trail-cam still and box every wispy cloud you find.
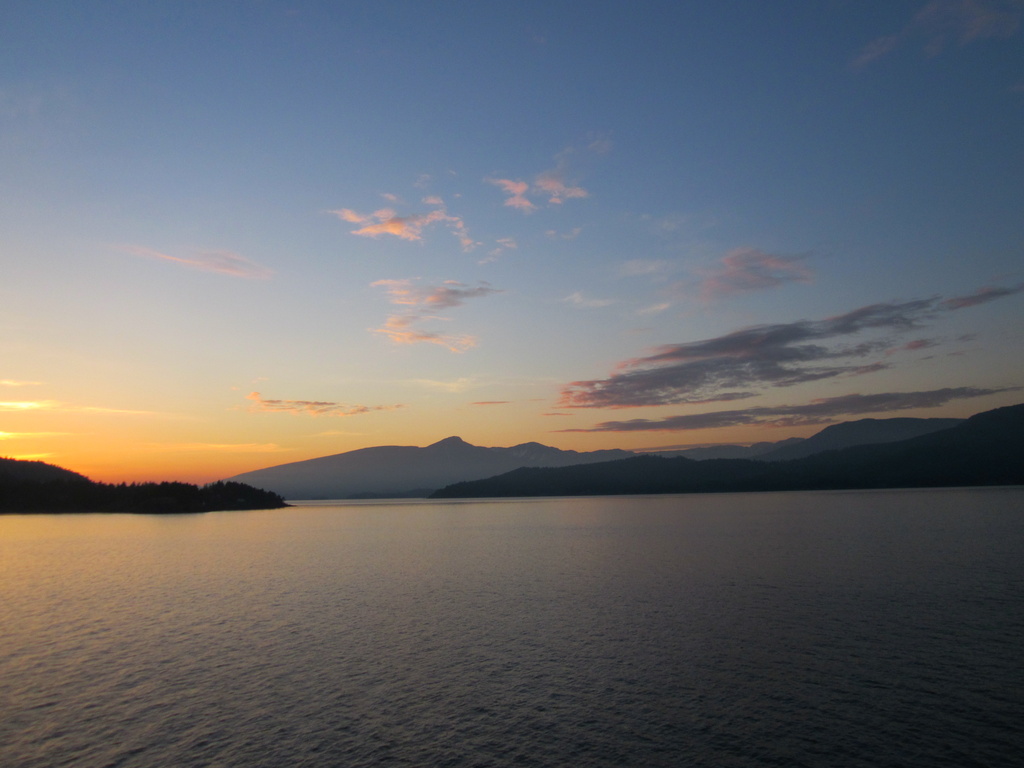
[156,442,288,453]
[941,282,1024,309]
[0,379,43,387]
[0,400,60,411]
[559,387,1014,432]
[488,144,601,211]
[887,338,940,355]
[563,291,617,309]
[245,392,403,417]
[408,377,479,392]
[332,197,476,250]
[371,279,501,352]
[0,431,70,440]
[373,279,501,310]
[545,227,582,240]
[559,284,1023,408]
[480,237,518,265]
[535,166,588,204]
[851,0,1023,69]
[620,259,672,277]
[373,315,479,352]
[121,246,273,279]
[0,400,166,416]
[697,248,813,300]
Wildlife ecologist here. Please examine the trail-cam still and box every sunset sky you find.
[2,1,1023,483]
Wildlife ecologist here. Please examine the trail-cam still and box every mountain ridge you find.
[227,414,977,499]
[429,404,1023,499]
[227,439,635,499]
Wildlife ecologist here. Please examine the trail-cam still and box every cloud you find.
[620,259,672,277]
[534,169,588,205]
[156,442,288,453]
[371,279,501,352]
[852,0,1023,69]
[563,291,617,309]
[0,400,59,411]
[697,248,813,300]
[471,401,510,406]
[480,237,518,264]
[372,279,501,310]
[487,178,536,211]
[0,379,42,387]
[545,227,582,240]
[409,377,478,392]
[941,282,1024,309]
[559,285,1023,408]
[489,144,598,210]
[637,302,672,315]
[850,35,902,69]
[0,400,165,416]
[122,246,273,279]
[246,392,403,417]
[887,338,940,355]
[560,387,1014,432]
[372,315,478,353]
[0,431,70,440]
[332,199,475,250]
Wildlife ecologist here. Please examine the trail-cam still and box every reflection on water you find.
[2,488,1023,767]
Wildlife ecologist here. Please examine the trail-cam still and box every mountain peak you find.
[428,436,473,449]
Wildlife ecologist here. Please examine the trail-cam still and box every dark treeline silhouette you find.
[0,458,287,513]
[431,403,1024,499]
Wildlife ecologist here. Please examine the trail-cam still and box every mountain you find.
[756,417,964,461]
[226,437,635,499]
[430,404,1024,498]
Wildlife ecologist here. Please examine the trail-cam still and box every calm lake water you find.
[2,488,1023,767]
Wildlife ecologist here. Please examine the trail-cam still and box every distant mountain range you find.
[430,404,1024,498]
[227,414,975,499]
[227,437,633,499]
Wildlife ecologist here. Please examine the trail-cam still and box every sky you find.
[2,0,1023,484]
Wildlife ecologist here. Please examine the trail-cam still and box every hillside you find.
[0,456,88,483]
[756,417,963,461]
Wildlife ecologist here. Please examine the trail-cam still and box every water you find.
[2,488,1022,767]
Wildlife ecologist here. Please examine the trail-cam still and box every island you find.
[0,458,287,514]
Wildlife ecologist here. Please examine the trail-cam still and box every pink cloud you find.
[372,315,478,353]
[534,172,588,204]
[941,282,1024,309]
[122,245,273,279]
[698,248,813,300]
[487,178,536,211]
[370,278,501,352]
[245,391,402,417]
[331,201,476,250]
[887,338,940,355]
